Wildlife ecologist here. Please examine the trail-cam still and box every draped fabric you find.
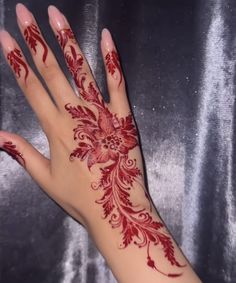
[0,0,235,282]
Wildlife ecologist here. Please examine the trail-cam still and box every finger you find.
[16,3,79,111]
[101,28,130,116]
[0,131,51,190]
[0,30,58,134]
[48,5,104,106]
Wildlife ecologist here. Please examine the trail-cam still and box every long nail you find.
[0,30,15,52]
[48,5,66,30]
[102,28,113,52]
[16,3,33,27]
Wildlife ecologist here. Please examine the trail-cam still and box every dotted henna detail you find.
[57,28,186,277]
[1,141,25,167]
[105,50,123,87]
[24,24,48,63]
[7,48,29,83]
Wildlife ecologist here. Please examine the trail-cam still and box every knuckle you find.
[23,74,39,90]
[40,62,60,82]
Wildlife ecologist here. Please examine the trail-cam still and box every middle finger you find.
[48,5,105,107]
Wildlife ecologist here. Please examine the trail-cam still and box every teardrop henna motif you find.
[58,28,186,277]
[7,48,29,83]
[1,141,25,167]
[24,24,48,63]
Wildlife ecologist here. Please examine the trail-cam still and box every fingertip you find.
[0,29,15,52]
[101,27,113,52]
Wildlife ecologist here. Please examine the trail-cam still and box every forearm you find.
[84,189,202,283]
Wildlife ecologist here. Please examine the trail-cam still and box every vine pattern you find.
[57,28,186,277]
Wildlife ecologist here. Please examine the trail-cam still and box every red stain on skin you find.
[57,28,186,277]
[24,24,48,63]
[2,141,25,167]
[105,50,122,87]
[7,48,29,83]
[57,28,76,51]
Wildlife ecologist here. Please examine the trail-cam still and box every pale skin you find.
[0,3,202,283]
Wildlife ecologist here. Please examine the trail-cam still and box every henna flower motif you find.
[90,115,137,166]
[61,27,186,277]
[65,102,138,169]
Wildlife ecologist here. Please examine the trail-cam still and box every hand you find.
[0,3,140,225]
[0,4,201,283]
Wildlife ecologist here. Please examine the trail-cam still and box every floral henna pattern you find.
[57,28,185,277]
[7,48,29,83]
[105,50,122,87]
[1,141,25,167]
[24,24,48,63]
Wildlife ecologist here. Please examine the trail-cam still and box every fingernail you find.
[0,30,15,52]
[48,5,66,30]
[102,28,113,52]
[16,3,33,27]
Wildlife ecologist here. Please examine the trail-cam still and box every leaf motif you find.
[158,234,183,267]
[102,197,115,218]
[65,103,96,121]
[70,142,92,160]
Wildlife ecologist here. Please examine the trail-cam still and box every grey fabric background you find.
[0,0,236,282]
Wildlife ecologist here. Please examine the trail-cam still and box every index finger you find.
[48,5,104,106]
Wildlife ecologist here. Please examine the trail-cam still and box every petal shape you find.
[119,134,138,154]
[87,143,110,169]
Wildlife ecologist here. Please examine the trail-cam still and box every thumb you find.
[0,131,51,189]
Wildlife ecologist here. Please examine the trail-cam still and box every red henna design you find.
[57,28,185,276]
[65,45,83,78]
[56,28,76,50]
[1,141,25,167]
[7,48,29,83]
[24,24,48,63]
[105,50,122,87]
